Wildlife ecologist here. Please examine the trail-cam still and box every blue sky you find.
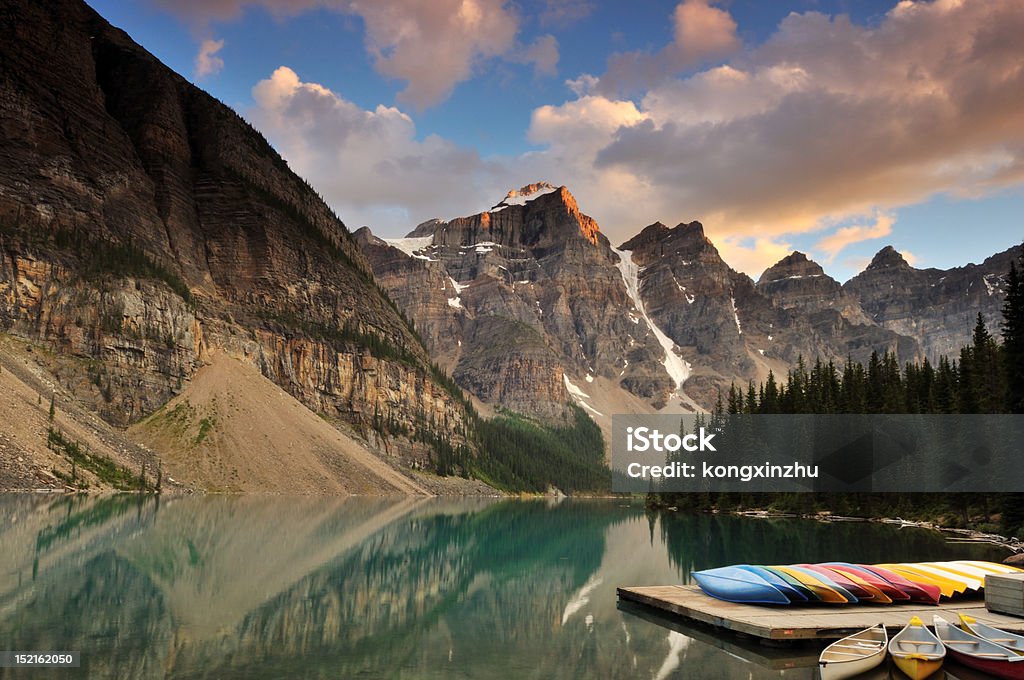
[88,0,1024,280]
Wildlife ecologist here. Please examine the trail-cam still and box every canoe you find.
[692,566,790,604]
[735,565,809,603]
[907,563,981,591]
[758,566,821,602]
[956,560,1024,574]
[818,623,887,680]
[889,615,945,679]
[824,563,910,601]
[959,614,1024,654]
[823,561,913,602]
[879,564,963,597]
[856,565,941,604]
[783,566,859,603]
[917,563,986,590]
[935,614,1024,679]
[769,566,850,603]
[800,564,892,604]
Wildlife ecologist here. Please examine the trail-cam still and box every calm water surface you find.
[0,495,1008,679]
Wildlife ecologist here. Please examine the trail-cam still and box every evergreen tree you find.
[1003,254,1024,413]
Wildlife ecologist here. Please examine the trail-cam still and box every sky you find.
[88,0,1024,281]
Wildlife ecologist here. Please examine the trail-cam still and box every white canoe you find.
[819,623,887,680]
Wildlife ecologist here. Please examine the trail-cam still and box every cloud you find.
[559,0,1024,268]
[509,34,560,77]
[249,66,510,232]
[194,38,225,78]
[538,0,594,27]
[900,250,919,266]
[813,213,895,262]
[152,0,524,108]
[597,0,740,95]
[718,236,795,280]
[234,0,1024,281]
[355,0,520,108]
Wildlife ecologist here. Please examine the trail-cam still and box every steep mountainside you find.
[0,0,472,483]
[362,189,1015,416]
[616,223,918,405]
[356,183,674,425]
[844,245,1021,360]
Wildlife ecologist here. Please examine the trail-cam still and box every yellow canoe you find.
[912,563,983,591]
[956,560,1024,574]
[771,566,850,603]
[889,616,945,680]
[876,564,963,598]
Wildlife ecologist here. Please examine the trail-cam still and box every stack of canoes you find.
[822,614,1024,680]
[692,560,1019,606]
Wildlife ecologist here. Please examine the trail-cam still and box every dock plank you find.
[617,585,1024,641]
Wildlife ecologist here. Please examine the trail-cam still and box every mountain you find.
[844,245,1020,360]
[355,183,672,432]
[360,187,1018,419]
[0,0,476,489]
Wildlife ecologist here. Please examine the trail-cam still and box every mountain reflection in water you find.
[0,495,1007,679]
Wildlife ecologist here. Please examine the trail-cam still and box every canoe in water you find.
[888,615,945,680]
[934,614,1024,679]
[818,623,887,680]
[959,613,1024,655]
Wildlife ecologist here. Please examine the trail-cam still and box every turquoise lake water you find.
[0,495,1008,679]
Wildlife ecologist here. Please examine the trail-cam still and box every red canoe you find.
[820,563,911,602]
[854,565,941,604]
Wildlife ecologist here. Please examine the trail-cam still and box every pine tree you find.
[1003,254,1024,413]
[48,393,55,422]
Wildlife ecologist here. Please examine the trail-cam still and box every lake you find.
[0,495,1009,679]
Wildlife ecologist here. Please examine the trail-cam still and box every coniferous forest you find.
[651,248,1024,536]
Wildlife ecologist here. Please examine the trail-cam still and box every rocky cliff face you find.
[0,0,470,471]
[361,176,1018,418]
[358,184,674,423]
[844,245,1021,360]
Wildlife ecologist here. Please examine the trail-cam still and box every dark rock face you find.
[0,0,469,465]
[757,251,870,325]
[844,245,1022,360]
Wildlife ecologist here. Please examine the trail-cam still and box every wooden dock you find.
[618,585,1024,642]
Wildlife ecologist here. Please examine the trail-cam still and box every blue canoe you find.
[735,565,809,602]
[692,566,790,605]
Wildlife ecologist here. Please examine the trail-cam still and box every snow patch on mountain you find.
[492,182,559,210]
[384,235,434,258]
[613,247,692,390]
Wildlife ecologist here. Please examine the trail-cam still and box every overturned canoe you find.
[769,565,850,603]
[691,566,790,605]
[734,565,809,603]
[823,563,909,602]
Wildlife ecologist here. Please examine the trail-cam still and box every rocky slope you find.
[844,245,1021,360]
[356,183,674,426]
[0,0,473,486]
[362,189,1017,417]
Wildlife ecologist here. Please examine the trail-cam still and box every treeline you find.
[473,406,607,494]
[717,312,1013,416]
[653,248,1024,535]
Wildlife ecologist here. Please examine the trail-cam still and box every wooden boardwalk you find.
[618,585,1024,641]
